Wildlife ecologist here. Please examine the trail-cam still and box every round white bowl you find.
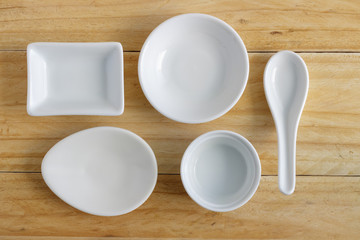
[138,14,249,123]
[181,130,261,212]
[41,127,158,216]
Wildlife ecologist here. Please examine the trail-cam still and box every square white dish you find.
[27,42,124,116]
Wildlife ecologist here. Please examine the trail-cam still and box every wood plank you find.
[0,137,359,175]
[0,238,152,240]
[0,52,359,175]
[0,0,360,51]
[0,173,359,239]
[0,236,183,240]
[2,237,296,240]
[0,238,203,240]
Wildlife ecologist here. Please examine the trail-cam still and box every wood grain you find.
[0,0,360,51]
[0,1,359,239]
[0,173,359,239]
[0,52,359,175]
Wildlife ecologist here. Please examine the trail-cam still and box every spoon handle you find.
[277,122,297,195]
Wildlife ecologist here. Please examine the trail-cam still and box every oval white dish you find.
[41,127,157,216]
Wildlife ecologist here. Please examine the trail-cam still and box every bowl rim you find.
[180,130,261,212]
[138,13,249,124]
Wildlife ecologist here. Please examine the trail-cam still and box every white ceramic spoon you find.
[264,51,309,195]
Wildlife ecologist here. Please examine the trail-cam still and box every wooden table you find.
[0,1,359,239]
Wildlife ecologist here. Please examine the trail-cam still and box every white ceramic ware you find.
[181,130,261,212]
[138,14,249,123]
[41,127,157,216]
[264,51,309,195]
[27,42,124,116]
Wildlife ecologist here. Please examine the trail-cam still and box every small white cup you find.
[181,130,261,212]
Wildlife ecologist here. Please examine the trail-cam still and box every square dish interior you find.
[27,42,123,116]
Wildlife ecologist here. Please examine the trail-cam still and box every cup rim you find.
[181,130,261,212]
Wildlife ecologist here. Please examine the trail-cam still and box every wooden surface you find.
[0,0,359,239]
[0,0,360,51]
[1,174,360,239]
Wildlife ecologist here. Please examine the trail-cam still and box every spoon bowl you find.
[264,51,309,195]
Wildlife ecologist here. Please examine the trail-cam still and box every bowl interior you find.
[181,131,260,211]
[139,14,249,123]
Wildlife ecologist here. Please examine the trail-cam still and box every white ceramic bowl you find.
[42,127,157,216]
[181,130,261,212]
[138,14,249,123]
